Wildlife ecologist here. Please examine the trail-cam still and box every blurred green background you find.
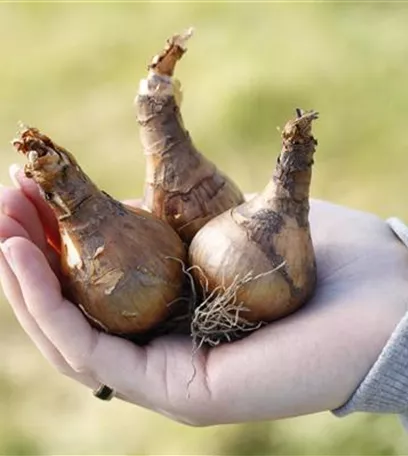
[1,2,408,455]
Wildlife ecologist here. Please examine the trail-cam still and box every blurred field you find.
[1,3,408,455]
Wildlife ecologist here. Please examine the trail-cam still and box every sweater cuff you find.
[333,311,408,417]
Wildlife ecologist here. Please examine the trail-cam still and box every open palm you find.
[1,167,407,426]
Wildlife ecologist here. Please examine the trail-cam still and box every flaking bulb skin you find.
[14,127,187,336]
[136,29,245,244]
[188,110,318,344]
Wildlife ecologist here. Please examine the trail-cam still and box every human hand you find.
[1,166,408,426]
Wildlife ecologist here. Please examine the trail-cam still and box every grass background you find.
[1,2,408,455]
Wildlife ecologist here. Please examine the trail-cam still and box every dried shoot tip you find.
[282,109,319,142]
[12,125,78,179]
[12,125,50,157]
[148,27,194,77]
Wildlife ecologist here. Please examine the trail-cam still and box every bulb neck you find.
[38,167,99,221]
[259,136,316,227]
[137,93,193,157]
[265,134,316,200]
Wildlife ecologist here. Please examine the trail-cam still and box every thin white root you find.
[165,256,197,313]
[191,262,286,347]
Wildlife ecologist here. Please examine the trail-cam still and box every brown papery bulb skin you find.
[136,28,244,244]
[13,128,186,336]
[189,110,318,323]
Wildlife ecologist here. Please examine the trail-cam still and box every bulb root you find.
[190,263,285,347]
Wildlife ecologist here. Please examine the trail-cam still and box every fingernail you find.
[0,240,11,265]
[0,238,7,254]
[9,164,22,189]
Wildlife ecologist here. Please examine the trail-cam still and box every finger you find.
[9,164,60,252]
[0,248,69,372]
[0,186,47,251]
[0,250,64,366]
[0,237,153,402]
[0,213,60,276]
[0,234,64,367]
[0,237,97,389]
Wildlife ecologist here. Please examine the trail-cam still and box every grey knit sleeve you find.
[332,217,408,424]
[332,311,408,418]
